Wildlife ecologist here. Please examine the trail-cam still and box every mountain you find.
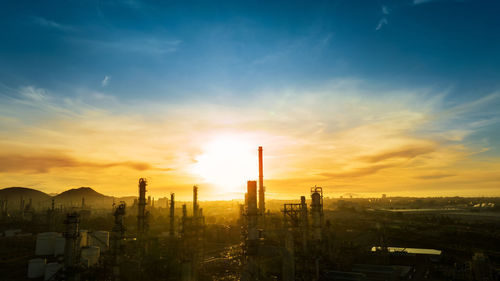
[0,187,52,207]
[0,186,133,210]
[54,187,113,208]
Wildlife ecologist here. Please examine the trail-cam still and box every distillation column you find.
[169,193,175,236]
[300,196,309,255]
[310,186,324,280]
[193,185,198,218]
[111,203,126,281]
[258,147,265,215]
[137,178,148,269]
[243,180,259,281]
[310,187,323,241]
[63,212,80,281]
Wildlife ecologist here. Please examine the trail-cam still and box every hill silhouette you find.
[54,187,108,200]
[0,186,123,209]
[0,187,51,207]
[54,187,113,208]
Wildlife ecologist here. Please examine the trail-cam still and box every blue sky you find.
[0,0,499,198]
[2,0,499,99]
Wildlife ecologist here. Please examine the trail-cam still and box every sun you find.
[192,134,258,193]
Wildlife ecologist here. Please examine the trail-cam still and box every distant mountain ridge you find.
[54,187,109,200]
[0,186,126,209]
[0,187,51,203]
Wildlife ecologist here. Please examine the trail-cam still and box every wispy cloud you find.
[413,0,435,5]
[382,5,390,15]
[101,76,110,87]
[318,163,398,178]
[0,153,168,173]
[376,18,388,31]
[359,145,436,163]
[74,37,182,55]
[416,173,455,180]
[376,6,390,31]
[19,86,46,101]
[32,17,74,32]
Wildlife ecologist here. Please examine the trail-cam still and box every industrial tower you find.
[258,146,265,215]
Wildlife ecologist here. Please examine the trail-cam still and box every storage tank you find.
[5,229,21,237]
[79,230,88,247]
[27,258,46,278]
[91,231,109,252]
[44,262,61,281]
[53,236,66,256]
[35,232,59,256]
[81,246,100,266]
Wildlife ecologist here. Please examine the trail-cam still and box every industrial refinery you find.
[0,146,498,281]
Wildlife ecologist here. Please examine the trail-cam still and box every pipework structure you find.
[180,186,205,281]
[111,202,126,281]
[310,186,324,241]
[63,212,81,281]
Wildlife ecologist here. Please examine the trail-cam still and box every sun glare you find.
[192,134,258,193]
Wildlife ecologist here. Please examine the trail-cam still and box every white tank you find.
[91,231,109,252]
[35,232,59,256]
[79,230,88,247]
[53,236,66,256]
[81,246,100,266]
[44,262,61,281]
[5,229,21,237]
[27,258,46,278]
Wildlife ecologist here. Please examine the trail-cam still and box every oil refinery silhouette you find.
[0,146,499,281]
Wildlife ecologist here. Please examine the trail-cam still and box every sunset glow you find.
[0,1,499,200]
[191,135,258,194]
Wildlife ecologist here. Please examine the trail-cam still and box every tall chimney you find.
[258,146,265,215]
[137,178,147,241]
[193,185,198,218]
[170,193,175,236]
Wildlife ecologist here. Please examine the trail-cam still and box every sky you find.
[0,0,499,200]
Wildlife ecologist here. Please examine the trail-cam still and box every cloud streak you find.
[0,153,169,173]
[415,173,455,180]
[359,145,436,163]
[318,163,398,178]
[101,76,110,87]
[32,17,74,32]
[376,18,388,31]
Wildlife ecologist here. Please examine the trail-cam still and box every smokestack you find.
[137,178,147,240]
[258,146,265,215]
[244,181,259,280]
[247,181,258,249]
[170,193,175,236]
[193,185,198,218]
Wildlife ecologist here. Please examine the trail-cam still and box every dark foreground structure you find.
[0,147,499,281]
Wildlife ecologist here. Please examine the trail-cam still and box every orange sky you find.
[1,81,499,200]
